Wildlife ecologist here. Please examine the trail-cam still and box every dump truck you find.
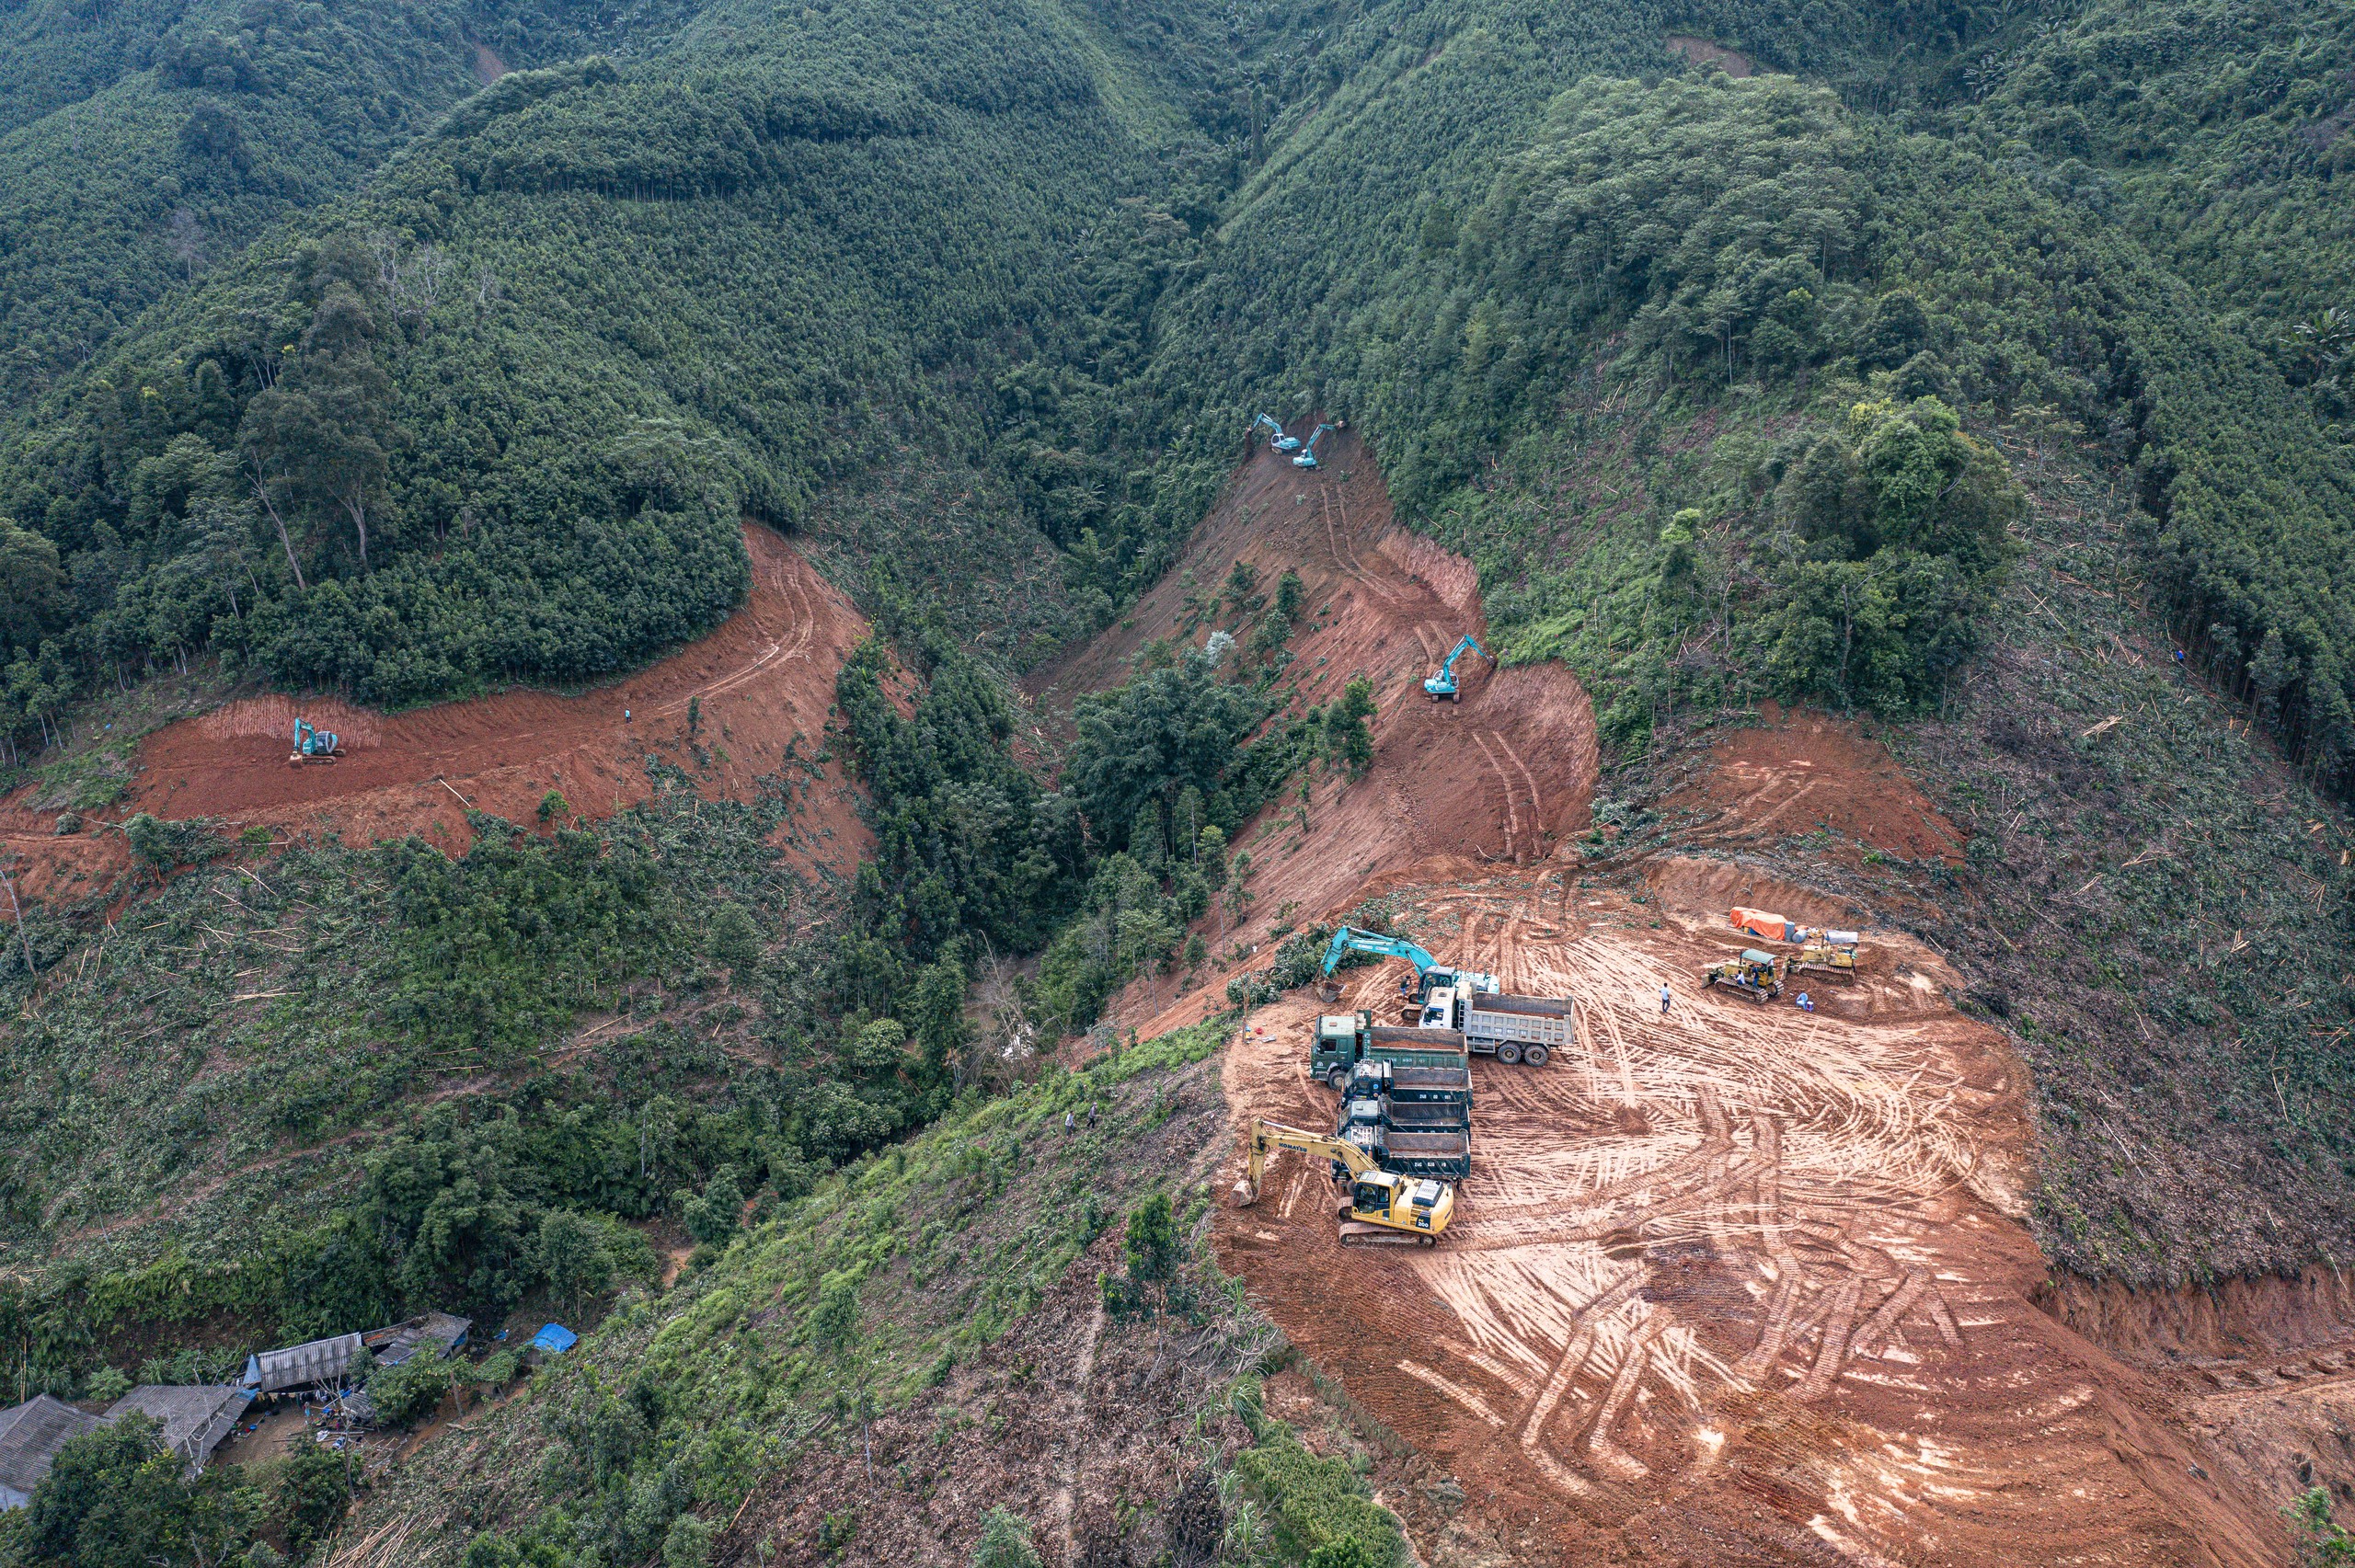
[1413,984,1574,1066]
[1231,1116,1455,1244]
[1335,1101,1471,1180]
[1334,1066,1471,1180]
[1704,949,1783,1004]
[1310,1013,1473,1095]
[1337,1054,1473,1109]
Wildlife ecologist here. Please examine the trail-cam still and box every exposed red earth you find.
[0,525,874,899]
[1051,428,2348,1565]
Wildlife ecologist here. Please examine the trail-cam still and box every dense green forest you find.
[0,0,706,415]
[5,0,2340,784]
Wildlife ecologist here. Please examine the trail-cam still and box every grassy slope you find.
[344,1024,1350,1565]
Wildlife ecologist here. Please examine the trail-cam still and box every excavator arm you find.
[1233,1116,1375,1205]
[1250,413,1301,452]
[1321,925,1439,979]
[1291,421,1338,468]
[1424,635,1492,698]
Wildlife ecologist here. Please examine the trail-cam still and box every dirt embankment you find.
[1033,429,2349,1563]
[0,525,874,898]
[1028,424,1598,1028]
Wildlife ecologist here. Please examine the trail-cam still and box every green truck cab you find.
[1310,1012,1472,1094]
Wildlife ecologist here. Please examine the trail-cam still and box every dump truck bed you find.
[1381,1098,1470,1133]
[1369,1061,1472,1103]
[1456,993,1576,1061]
[1365,1024,1469,1062]
[1361,1128,1471,1181]
[1470,992,1574,1019]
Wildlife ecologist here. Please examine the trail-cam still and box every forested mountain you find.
[0,1,706,415]
[0,0,2352,1556]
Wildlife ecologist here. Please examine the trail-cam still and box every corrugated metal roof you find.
[243,1333,362,1393]
[365,1311,471,1368]
[0,1396,105,1496]
[104,1386,248,1469]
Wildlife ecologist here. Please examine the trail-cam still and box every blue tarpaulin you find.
[531,1323,578,1355]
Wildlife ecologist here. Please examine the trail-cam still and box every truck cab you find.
[1310,1012,1373,1088]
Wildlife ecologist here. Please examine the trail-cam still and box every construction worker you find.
[1797,991,1813,1013]
[1660,983,1672,1015]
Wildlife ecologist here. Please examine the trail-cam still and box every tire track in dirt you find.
[2,527,874,887]
[1051,1288,1108,1565]
[1209,870,2284,1566]
[1027,427,1598,943]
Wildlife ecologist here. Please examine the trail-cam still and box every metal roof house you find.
[243,1332,364,1395]
[0,1396,107,1510]
[243,1312,472,1396]
[104,1385,250,1475]
[365,1311,470,1368]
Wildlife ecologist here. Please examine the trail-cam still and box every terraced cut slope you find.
[1046,435,2355,1566]
[0,524,873,896]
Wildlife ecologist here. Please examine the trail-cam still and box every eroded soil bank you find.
[1067,428,2349,1565]
[0,525,874,899]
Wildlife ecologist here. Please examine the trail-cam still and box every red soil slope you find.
[1028,424,1599,949]
[1031,429,2330,1565]
[0,525,872,897]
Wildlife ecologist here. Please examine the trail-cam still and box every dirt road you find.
[1209,872,2301,1565]
[1028,426,1598,919]
[0,525,873,897]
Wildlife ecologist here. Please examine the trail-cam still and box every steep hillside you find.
[0,0,1249,727]
[0,0,704,412]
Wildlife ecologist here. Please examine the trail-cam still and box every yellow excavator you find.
[1230,1117,1456,1245]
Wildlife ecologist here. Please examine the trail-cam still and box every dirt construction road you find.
[0,524,873,898]
[1212,875,2294,1565]
[1028,426,1597,922]
[1029,424,2339,1564]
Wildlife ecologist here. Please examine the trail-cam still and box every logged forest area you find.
[0,0,2350,1562]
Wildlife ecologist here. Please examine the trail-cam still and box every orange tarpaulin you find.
[1729,907,1798,943]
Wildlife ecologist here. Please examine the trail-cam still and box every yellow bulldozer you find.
[1788,938,1860,984]
[1231,1117,1456,1245]
[1703,949,1783,1004]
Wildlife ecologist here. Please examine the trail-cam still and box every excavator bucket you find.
[1231,1175,1261,1207]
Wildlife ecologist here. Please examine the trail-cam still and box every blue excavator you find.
[1319,925,1499,1005]
[289,716,343,765]
[1291,422,1338,470]
[1423,635,1490,703]
[1250,413,1302,453]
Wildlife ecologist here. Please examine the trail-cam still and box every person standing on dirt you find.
[1660,983,1672,1016]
